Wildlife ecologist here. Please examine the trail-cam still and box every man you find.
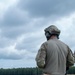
[35,25,74,75]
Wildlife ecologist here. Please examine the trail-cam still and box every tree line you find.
[0,67,43,75]
[66,66,75,74]
[0,66,75,75]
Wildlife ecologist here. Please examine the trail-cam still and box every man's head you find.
[44,25,61,40]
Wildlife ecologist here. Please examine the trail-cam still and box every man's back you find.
[43,38,68,75]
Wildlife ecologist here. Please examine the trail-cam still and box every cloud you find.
[0,0,18,20]
[0,7,29,38]
[0,33,38,60]
[54,14,75,52]
[1,26,24,39]
[0,36,14,48]
[18,0,75,18]
[0,47,24,60]
[0,45,35,60]
[1,0,75,37]
[15,32,45,51]
[0,37,30,60]
[0,58,36,68]
[1,7,29,26]
[0,14,47,39]
[0,42,24,60]
[0,4,45,39]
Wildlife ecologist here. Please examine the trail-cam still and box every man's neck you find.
[50,35,57,39]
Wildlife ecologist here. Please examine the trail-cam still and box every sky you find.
[0,0,75,68]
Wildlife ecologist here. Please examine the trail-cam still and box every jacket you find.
[35,38,74,75]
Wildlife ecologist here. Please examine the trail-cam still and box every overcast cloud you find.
[19,0,75,17]
[0,0,75,68]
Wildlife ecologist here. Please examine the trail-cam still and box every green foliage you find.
[67,66,75,74]
[0,66,75,75]
[0,67,43,75]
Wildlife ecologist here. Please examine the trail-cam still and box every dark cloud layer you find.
[1,7,27,26]
[1,26,24,39]
[2,0,75,39]
[19,0,75,17]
